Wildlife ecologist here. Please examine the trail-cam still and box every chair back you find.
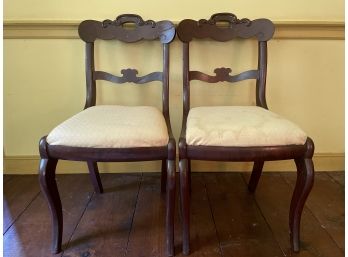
[78,14,176,118]
[177,13,275,116]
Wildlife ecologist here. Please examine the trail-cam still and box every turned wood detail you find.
[78,14,175,43]
[177,13,274,42]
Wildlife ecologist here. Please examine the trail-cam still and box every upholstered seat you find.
[47,105,169,148]
[186,106,307,147]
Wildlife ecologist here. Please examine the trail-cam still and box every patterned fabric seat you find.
[47,105,169,148]
[186,106,307,147]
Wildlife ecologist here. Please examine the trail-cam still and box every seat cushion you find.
[47,105,169,148]
[186,106,307,147]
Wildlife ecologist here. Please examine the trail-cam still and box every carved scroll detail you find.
[198,13,252,27]
[177,13,274,42]
[94,69,163,84]
[78,14,175,43]
[190,68,259,83]
[102,14,156,28]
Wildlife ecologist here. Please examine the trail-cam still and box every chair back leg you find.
[248,161,264,192]
[161,159,167,193]
[87,161,103,194]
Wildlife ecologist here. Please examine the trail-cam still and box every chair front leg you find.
[248,161,264,192]
[179,158,190,255]
[289,138,315,252]
[166,160,176,256]
[290,158,314,252]
[39,158,62,254]
[161,159,167,194]
[87,161,103,194]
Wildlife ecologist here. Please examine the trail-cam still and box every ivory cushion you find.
[186,106,307,147]
[47,105,169,148]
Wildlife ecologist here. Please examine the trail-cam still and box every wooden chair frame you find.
[38,14,176,256]
[177,13,315,255]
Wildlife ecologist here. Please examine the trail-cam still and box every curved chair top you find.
[78,14,176,43]
[177,12,275,42]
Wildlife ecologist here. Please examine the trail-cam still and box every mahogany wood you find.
[161,159,167,193]
[84,42,96,109]
[166,160,176,256]
[94,70,163,84]
[248,161,264,192]
[38,14,176,257]
[177,12,315,255]
[190,69,259,83]
[87,161,103,194]
[38,158,61,253]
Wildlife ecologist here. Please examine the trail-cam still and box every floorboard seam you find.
[61,190,95,256]
[124,172,143,257]
[325,172,345,188]
[3,190,41,235]
[203,173,224,257]
[280,173,345,254]
[240,173,287,257]
[3,175,14,185]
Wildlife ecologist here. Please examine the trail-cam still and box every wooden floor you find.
[3,171,344,257]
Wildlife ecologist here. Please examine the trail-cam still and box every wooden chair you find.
[177,13,315,255]
[38,14,176,256]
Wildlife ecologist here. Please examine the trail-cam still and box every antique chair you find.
[177,13,314,255]
[38,14,176,256]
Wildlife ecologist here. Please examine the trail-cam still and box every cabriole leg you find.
[166,160,175,256]
[290,158,314,252]
[39,158,62,254]
[87,161,103,194]
[248,161,264,192]
[180,159,190,255]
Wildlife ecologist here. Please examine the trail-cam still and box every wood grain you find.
[177,174,221,257]
[62,173,141,257]
[205,173,284,257]
[3,174,93,257]
[326,171,345,187]
[4,173,344,257]
[242,172,344,257]
[4,175,14,184]
[3,175,40,232]
[126,173,167,257]
[283,172,345,250]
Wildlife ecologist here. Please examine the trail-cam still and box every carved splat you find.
[94,68,163,84]
[190,67,259,83]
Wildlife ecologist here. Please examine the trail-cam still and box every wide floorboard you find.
[3,172,344,257]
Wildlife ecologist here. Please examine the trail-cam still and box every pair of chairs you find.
[39,13,315,256]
